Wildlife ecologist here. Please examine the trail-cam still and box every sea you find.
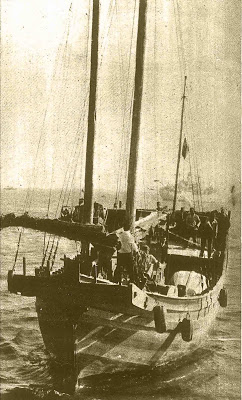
[0,189,240,400]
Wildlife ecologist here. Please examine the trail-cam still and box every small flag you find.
[182,137,189,159]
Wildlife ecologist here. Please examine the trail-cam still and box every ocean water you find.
[0,190,240,399]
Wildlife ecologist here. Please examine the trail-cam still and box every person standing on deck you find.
[217,207,230,251]
[72,198,84,223]
[155,219,165,244]
[209,211,218,247]
[174,207,186,237]
[185,207,201,243]
[199,216,214,258]
[114,223,138,283]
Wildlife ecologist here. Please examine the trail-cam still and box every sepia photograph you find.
[1,0,240,399]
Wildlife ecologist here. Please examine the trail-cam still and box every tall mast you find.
[172,76,187,213]
[126,0,147,231]
[84,0,99,224]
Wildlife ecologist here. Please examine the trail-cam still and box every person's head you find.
[221,207,225,215]
[190,207,195,215]
[141,244,149,254]
[210,211,215,221]
[181,207,184,212]
[123,221,130,231]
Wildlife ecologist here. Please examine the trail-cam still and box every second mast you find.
[84,0,100,224]
[126,0,147,231]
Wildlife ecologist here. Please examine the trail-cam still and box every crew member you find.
[72,198,84,223]
[135,245,164,288]
[174,207,186,237]
[199,216,213,258]
[115,223,138,283]
[217,208,230,251]
[139,245,158,279]
[61,207,69,220]
[93,202,105,225]
[158,218,165,240]
[185,207,201,243]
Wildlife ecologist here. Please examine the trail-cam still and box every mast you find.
[126,0,147,231]
[84,0,99,224]
[172,76,187,213]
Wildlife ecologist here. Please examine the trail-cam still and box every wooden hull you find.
[7,222,228,387]
[34,266,226,386]
[74,299,221,383]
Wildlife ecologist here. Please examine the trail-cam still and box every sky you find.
[1,0,240,203]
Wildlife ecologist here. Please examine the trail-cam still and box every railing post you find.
[23,257,26,276]
[166,214,170,244]
[93,264,97,283]
[47,260,50,276]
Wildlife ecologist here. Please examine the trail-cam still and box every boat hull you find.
[75,291,221,382]
[8,237,228,388]
[35,274,224,386]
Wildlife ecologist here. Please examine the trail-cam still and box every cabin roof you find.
[168,245,208,258]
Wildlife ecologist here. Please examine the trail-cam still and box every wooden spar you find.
[126,0,147,231]
[84,0,99,224]
[172,76,187,213]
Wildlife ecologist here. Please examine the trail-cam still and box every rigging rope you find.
[13,2,74,269]
[25,4,74,214]
[172,0,204,210]
[51,0,92,219]
[153,0,160,204]
[172,0,187,85]
[79,0,91,198]
[185,109,203,211]
[12,230,23,272]
[141,145,147,209]
[98,0,116,69]
[43,164,55,256]
[188,150,196,209]
[41,4,75,258]
[43,78,90,266]
[43,1,93,266]
[114,0,126,204]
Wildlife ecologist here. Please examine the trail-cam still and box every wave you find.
[1,387,71,400]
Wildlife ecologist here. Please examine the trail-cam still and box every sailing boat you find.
[7,0,230,393]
